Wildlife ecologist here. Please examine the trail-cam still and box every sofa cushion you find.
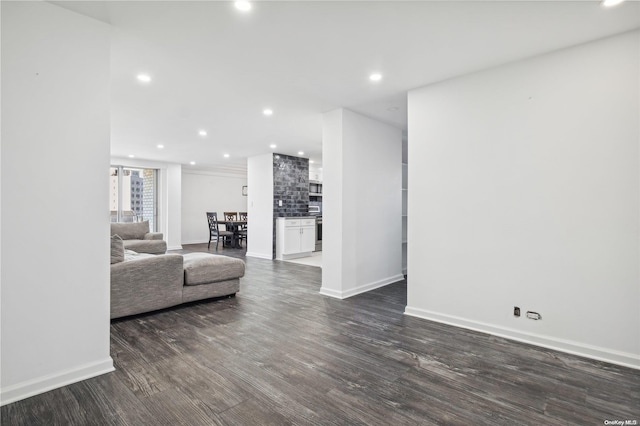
[144,232,164,241]
[123,249,155,262]
[110,234,125,264]
[110,221,150,240]
[123,239,167,255]
[183,253,245,286]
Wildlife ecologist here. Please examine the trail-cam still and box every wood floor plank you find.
[150,354,251,414]
[2,386,93,426]
[216,398,293,426]
[65,375,143,426]
[137,387,223,426]
[2,243,639,425]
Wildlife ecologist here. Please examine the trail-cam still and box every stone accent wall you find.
[272,153,309,256]
[273,154,309,217]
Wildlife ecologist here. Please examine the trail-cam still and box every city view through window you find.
[110,166,158,231]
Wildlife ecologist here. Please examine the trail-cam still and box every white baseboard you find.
[404,306,640,370]
[319,287,343,298]
[1,357,115,406]
[320,274,405,299]
[167,245,183,251]
[181,239,207,245]
[277,251,313,261]
[245,251,273,260]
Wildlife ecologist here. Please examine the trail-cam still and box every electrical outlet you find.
[514,307,520,317]
[526,311,541,320]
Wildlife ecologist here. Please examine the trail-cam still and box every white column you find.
[321,109,403,298]
[1,1,113,404]
[165,163,182,250]
[246,154,275,259]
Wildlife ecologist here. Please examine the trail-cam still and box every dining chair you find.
[237,212,248,247]
[222,212,241,248]
[223,212,238,221]
[206,212,234,251]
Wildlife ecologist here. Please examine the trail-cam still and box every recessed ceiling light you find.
[235,1,252,12]
[387,106,399,111]
[157,144,164,149]
[137,74,151,83]
[602,0,624,6]
[269,144,277,149]
[198,130,207,136]
[298,151,304,156]
[309,160,314,164]
[190,161,196,165]
[224,153,230,158]
[369,73,382,82]
[263,109,273,116]
[128,154,135,158]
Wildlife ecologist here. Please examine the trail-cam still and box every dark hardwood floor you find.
[2,244,639,425]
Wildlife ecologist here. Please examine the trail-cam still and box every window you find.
[109,166,158,231]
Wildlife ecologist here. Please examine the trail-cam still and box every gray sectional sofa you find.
[110,221,167,254]
[110,235,245,319]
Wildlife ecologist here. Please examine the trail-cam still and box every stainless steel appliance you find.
[315,216,322,252]
[309,181,322,196]
[309,200,322,215]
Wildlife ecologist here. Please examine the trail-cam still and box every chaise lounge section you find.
[110,236,245,319]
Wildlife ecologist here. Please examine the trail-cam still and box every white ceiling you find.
[52,0,639,172]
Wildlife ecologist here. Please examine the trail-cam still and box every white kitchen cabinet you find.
[309,163,323,182]
[300,222,316,253]
[276,217,316,260]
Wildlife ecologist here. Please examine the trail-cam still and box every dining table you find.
[222,220,247,248]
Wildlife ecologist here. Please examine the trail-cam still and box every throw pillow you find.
[110,234,125,264]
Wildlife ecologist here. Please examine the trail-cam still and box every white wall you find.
[1,2,113,404]
[111,157,183,250]
[247,154,274,259]
[406,30,640,369]
[182,170,248,244]
[321,109,403,298]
